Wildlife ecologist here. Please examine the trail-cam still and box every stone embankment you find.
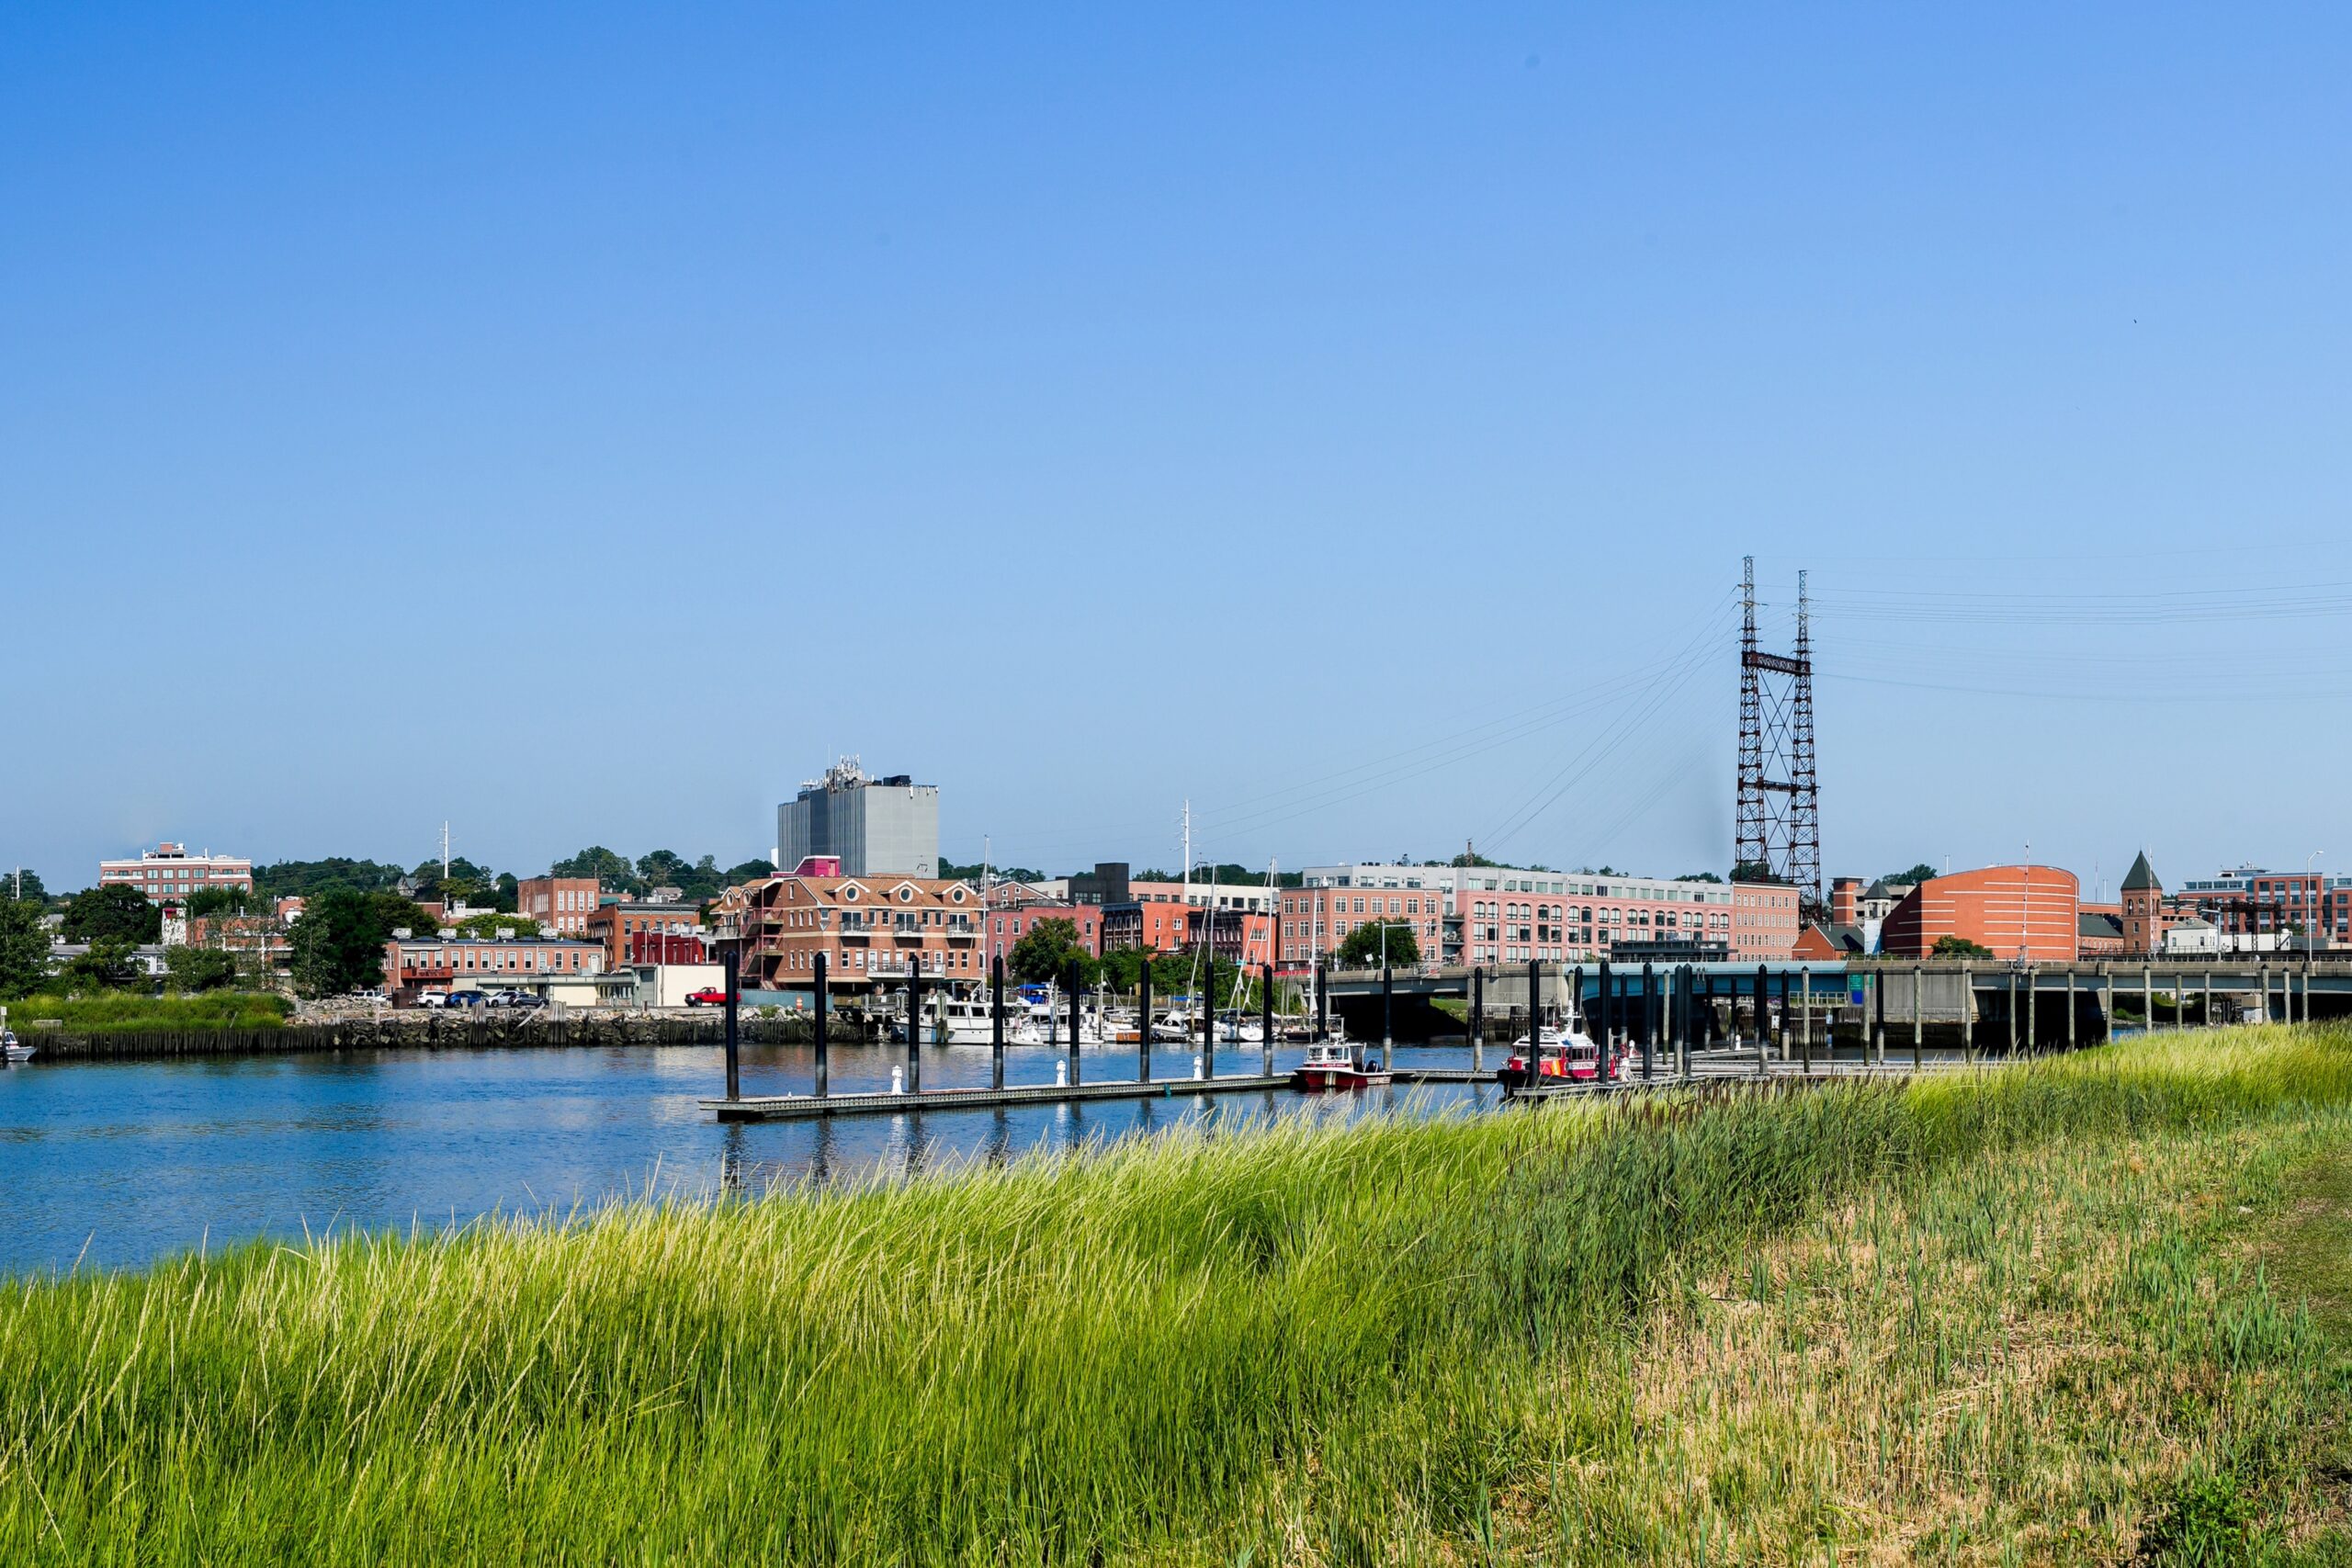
[31,1005,823,1061]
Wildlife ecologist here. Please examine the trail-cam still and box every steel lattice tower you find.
[1735,558,1824,919]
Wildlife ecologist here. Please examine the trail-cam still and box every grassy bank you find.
[2,990,291,1035]
[4,1029,2350,1563]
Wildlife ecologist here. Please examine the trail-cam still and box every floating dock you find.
[705,1072,1293,1122]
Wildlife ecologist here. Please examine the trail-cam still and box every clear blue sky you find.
[6,3,2348,897]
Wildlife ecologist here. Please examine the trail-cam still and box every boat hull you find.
[1291,1065,1393,1092]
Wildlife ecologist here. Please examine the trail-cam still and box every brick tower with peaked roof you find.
[2120,850,2167,956]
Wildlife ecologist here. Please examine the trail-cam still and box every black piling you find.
[1597,961,1612,1080]
[1471,965,1485,1073]
[721,946,741,1101]
[812,952,830,1100]
[1379,962,1393,1070]
[1260,964,1274,1077]
[907,961,922,1096]
[1201,970,1215,1081]
[1067,958,1083,1088]
[1137,962,1153,1083]
[1641,962,1656,1081]
[990,955,1005,1091]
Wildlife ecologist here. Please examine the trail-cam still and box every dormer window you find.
[842,886,859,903]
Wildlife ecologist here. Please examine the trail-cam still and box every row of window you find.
[779,948,976,973]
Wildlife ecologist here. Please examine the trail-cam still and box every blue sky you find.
[6,3,2348,897]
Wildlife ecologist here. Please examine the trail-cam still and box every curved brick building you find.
[1879,864,2081,962]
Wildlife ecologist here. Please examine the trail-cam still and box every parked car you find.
[684,987,728,1007]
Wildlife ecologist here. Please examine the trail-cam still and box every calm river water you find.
[0,1042,1497,1275]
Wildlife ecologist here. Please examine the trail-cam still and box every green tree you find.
[186,886,253,919]
[1336,920,1419,968]
[1676,872,1724,885]
[62,884,163,945]
[164,944,242,992]
[1729,861,1775,884]
[251,858,406,900]
[723,858,777,886]
[1008,919,1099,987]
[552,847,638,891]
[1886,864,1939,886]
[0,897,49,998]
[63,938,142,993]
[1930,935,1995,959]
[289,889,442,998]
[3,868,48,904]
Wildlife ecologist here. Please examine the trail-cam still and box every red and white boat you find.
[1291,1041,1393,1092]
[1497,1012,1620,1092]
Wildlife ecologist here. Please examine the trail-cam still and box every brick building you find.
[2170,863,2351,950]
[982,901,1104,971]
[2120,852,2169,956]
[1730,880,1804,962]
[734,873,984,994]
[384,934,605,1005]
[585,900,706,972]
[516,874,601,936]
[1878,865,2080,962]
[99,842,253,903]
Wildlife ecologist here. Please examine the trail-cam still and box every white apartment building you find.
[98,842,254,903]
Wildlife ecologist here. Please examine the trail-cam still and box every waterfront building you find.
[515,874,601,936]
[1282,863,1763,968]
[383,934,604,1006]
[732,872,983,994]
[981,900,1103,970]
[585,900,707,972]
[1730,880,1804,963]
[776,758,940,879]
[1876,865,2080,962]
[2170,863,2351,949]
[98,842,253,903]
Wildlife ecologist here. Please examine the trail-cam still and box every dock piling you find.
[722,947,740,1102]
[1201,969,1215,1082]
[990,956,1005,1090]
[1261,964,1274,1078]
[1068,959,1083,1088]
[1138,964,1152,1083]
[1470,966,1484,1074]
[813,953,829,1100]
[907,962,922,1096]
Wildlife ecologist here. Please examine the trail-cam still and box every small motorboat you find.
[1,1029,33,1064]
[1497,1012,1614,1093]
[1291,1041,1392,1092]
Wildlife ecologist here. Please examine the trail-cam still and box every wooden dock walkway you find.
[705,1072,1294,1122]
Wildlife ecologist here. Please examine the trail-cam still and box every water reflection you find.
[0,1043,1494,1274]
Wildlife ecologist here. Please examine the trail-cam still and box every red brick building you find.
[1879,865,2080,962]
[516,875,601,936]
[2119,852,2169,956]
[735,873,984,994]
[982,900,1103,971]
[383,935,605,1005]
[585,901,704,972]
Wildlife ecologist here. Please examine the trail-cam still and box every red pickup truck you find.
[684,987,729,1007]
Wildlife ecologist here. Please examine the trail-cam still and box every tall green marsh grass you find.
[3,1024,2349,1563]
[4,990,291,1034]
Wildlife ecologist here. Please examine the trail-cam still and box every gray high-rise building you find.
[775,758,940,879]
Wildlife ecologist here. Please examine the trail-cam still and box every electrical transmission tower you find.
[1735,558,1824,919]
